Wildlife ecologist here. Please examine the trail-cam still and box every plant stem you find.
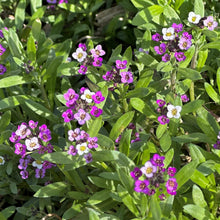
[40,82,51,110]
[171,69,177,96]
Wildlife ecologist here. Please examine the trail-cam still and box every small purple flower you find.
[103,71,113,81]
[178,38,192,50]
[174,52,186,62]
[134,180,150,194]
[47,0,57,3]
[35,168,46,178]
[162,53,171,62]
[39,124,48,132]
[130,167,142,180]
[93,57,103,67]
[0,64,6,75]
[58,0,68,3]
[166,178,178,195]
[172,23,183,33]
[182,32,192,40]
[28,120,38,129]
[154,43,166,55]
[203,16,218,31]
[67,145,78,156]
[90,106,103,117]
[92,91,105,104]
[90,45,105,58]
[80,130,89,141]
[18,158,28,170]
[84,153,93,163]
[115,135,121,143]
[20,170,29,179]
[213,140,220,149]
[167,167,177,177]
[39,130,52,142]
[74,109,91,125]
[15,143,26,157]
[64,88,79,104]
[78,65,87,75]
[151,154,165,167]
[62,109,74,123]
[68,128,81,141]
[128,123,135,130]
[15,124,31,139]
[88,137,98,149]
[158,115,170,125]
[141,161,157,178]
[159,193,166,200]
[181,94,189,102]
[120,71,133,84]
[116,60,127,69]
[46,143,54,153]
[9,132,21,143]
[80,87,86,94]
[43,161,56,169]
[0,44,6,56]
[156,99,166,107]
[78,43,87,51]
[152,33,163,42]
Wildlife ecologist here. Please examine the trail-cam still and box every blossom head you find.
[120,71,133,84]
[20,170,29,179]
[84,153,93,163]
[188,12,201,24]
[158,115,170,125]
[81,89,95,103]
[203,16,218,31]
[76,142,89,155]
[90,45,105,58]
[172,23,183,33]
[178,38,192,50]
[151,154,165,167]
[162,27,175,40]
[67,145,78,156]
[88,137,98,149]
[90,106,103,117]
[28,120,38,129]
[181,94,189,102]
[162,53,171,62]
[58,0,68,3]
[116,60,127,69]
[140,161,157,178]
[78,65,87,75]
[182,32,192,40]
[0,156,5,165]
[167,104,182,119]
[93,57,103,67]
[74,109,91,125]
[166,178,178,195]
[92,91,105,104]
[154,43,166,55]
[32,160,43,169]
[174,52,186,62]
[64,88,79,104]
[15,124,31,139]
[25,137,40,151]
[167,167,177,177]
[134,180,150,194]
[0,64,6,75]
[152,33,163,42]
[35,168,46,178]
[78,43,87,51]
[62,109,74,123]
[103,71,113,81]
[15,143,26,157]
[130,167,142,180]
[47,0,57,3]
[68,128,81,141]
[156,99,166,107]
[72,47,87,62]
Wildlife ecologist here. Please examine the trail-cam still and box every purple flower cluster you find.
[72,43,105,75]
[62,88,105,124]
[213,131,220,150]
[115,123,141,145]
[102,60,133,87]
[156,99,169,125]
[130,154,178,198]
[9,121,56,179]
[152,23,193,62]
[67,128,98,163]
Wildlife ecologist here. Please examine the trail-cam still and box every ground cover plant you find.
[0,0,220,219]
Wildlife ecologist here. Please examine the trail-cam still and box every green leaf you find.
[194,0,204,17]
[117,185,139,217]
[173,133,213,144]
[30,0,42,13]
[192,185,207,207]
[123,46,132,65]
[0,212,7,220]
[58,3,85,13]
[216,67,220,94]
[8,29,23,58]
[177,68,202,81]
[179,46,195,68]
[125,88,149,98]
[164,148,174,168]
[135,52,158,68]
[1,206,16,219]
[150,195,162,220]
[136,69,154,89]
[97,134,114,149]
[119,129,132,156]
[175,160,199,190]
[87,189,110,205]
[201,41,220,50]
[160,195,174,217]
[92,150,135,168]
[197,49,208,71]
[188,144,206,163]
[34,182,67,198]
[31,18,42,42]
[108,44,122,64]
[67,191,90,200]
[88,176,116,190]
[0,76,31,88]
[163,5,181,24]
[9,182,17,194]
[156,124,167,139]
[131,0,154,9]
[27,34,36,61]
[117,167,133,192]
[109,111,135,140]
[181,100,204,115]
[183,204,215,220]
[190,169,211,189]
[0,111,11,133]
[15,0,26,30]
[174,0,185,10]
[159,131,172,152]
[204,82,220,103]
[24,99,59,122]
[88,116,103,137]
[29,6,46,23]
[130,98,157,119]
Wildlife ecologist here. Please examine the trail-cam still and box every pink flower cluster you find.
[9,121,56,179]
[67,128,98,163]
[72,43,105,75]
[130,154,178,199]
[62,87,105,125]
[102,59,133,87]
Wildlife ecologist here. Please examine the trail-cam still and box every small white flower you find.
[167,104,182,119]
[140,161,157,178]
[76,143,89,155]
[81,89,95,103]
[32,160,43,169]
[0,156,5,165]
[72,48,87,62]
[162,27,175,40]
[25,137,40,151]
[188,12,201,24]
